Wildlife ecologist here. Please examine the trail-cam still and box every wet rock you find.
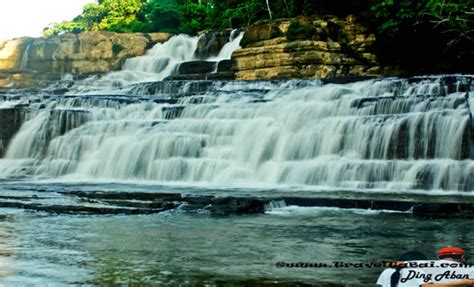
[283,197,375,210]
[180,195,215,211]
[240,23,283,47]
[205,72,236,80]
[59,190,183,202]
[282,197,474,217]
[98,199,179,209]
[216,60,234,73]
[0,108,23,157]
[411,203,474,218]
[321,76,374,84]
[0,32,172,88]
[206,197,265,216]
[0,201,164,215]
[3,190,474,217]
[195,30,233,59]
[233,16,402,80]
[130,80,217,96]
[162,105,185,120]
[177,61,217,75]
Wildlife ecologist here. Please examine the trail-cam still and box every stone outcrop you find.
[0,108,23,157]
[0,31,171,88]
[194,30,233,59]
[3,188,474,217]
[232,15,401,80]
[0,16,406,86]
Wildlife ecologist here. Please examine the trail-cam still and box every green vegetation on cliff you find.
[371,0,473,72]
[42,0,472,73]
[43,0,370,36]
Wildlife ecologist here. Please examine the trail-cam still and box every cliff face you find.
[232,16,400,80]
[0,108,22,157]
[0,16,402,87]
[0,32,171,87]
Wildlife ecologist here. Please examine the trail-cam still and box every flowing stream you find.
[0,32,473,285]
[1,78,472,192]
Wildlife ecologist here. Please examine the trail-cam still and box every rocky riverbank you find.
[0,32,171,87]
[2,187,474,217]
[0,15,428,87]
[232,15,402,80]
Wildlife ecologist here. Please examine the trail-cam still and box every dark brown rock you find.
[0,108,23,157]
[233,16,402,80]
[0,32,172,88]
[206,197,265,216]
[177,61,217,75]
[240,23,283,47]
[195,30,233,59]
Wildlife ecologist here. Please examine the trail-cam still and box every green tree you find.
[44,0,374,36]
[43,0,146,36]
[94,0,146,32]
[371,0,473,41]
[141,0,183,33]
[371,0,473,72]
[76,2,105,31]
[43,21,85,36]
[423,0,474,48]
[180,2,209,34]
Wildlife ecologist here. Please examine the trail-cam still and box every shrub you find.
[286,19,314,41]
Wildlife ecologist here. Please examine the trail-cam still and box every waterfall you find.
[67,32,242,94]
[122,34,199,77]
[64,35,200,93]
[0,76,472,192]
[208,30,244,61]
[19,43,32,70]
[64,32,244,94]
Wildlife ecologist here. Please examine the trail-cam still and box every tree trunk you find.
[265,0,273,19]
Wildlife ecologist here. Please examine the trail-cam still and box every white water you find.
[64,35,199,92]
[208,30,244,61]
[66,32,243,94]
[20,43,32,70]
[123,34,198,77]
[0,77,472,192]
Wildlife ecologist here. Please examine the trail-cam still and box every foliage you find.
[43,0,372,36]
[41,0,472,71]
[423,0,474,47]
[44,0,146,36]
[95,0,146,32]
[112,43,124,54]
[371,0,473,42]
[178,2,209,34]
[43,21,85,36]
[371,0,473,72]
[286,19,314,41]
[140,0,182,33]
[371,0,424,33]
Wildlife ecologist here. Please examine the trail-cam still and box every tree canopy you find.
[42,0,473,72]
[43,0,373,36]
[371,0,473,72]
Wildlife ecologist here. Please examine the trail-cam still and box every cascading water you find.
[208,30,244,61]
[0,76,472,192]
[19,42,32,70]
[3,31,474,287]
[65,35,199,93]
[122,34,198,77]
[66,32,244,94]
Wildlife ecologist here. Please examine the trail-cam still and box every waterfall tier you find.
[0,76,472,192]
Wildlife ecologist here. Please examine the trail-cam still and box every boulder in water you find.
[206,197,265,216]
[177,61,217,75]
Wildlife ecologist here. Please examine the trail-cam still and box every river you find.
[0,32,473,286]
